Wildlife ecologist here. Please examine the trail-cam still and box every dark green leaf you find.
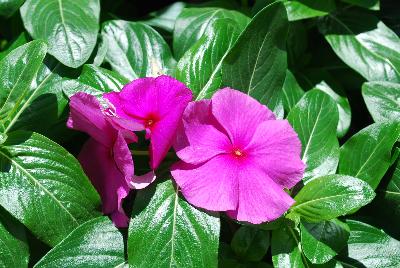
[0,131,101,246]
[0,209,29,268]
[339,220,400,268]
[341,0,379,10]
[231,226,270,262]
[287,90,339,182]
[0,0,25,17]
[142,2,186,32]
[282,70,304,113]
[79,64,129,92]
[362,81,400,123]
[101,20,176,80]
[300,219,349,264]
[20,0,100,68]
[339,122,400,189]
[272,226,305,268]
[284,0,336,21]
[222,2,288,115]
[34,217,124,268]
[176,18,241,100]
[173,7,249,59]
[313,81,351,138]
[0,32,29,61]
[320,11,400,83]
[128,180,220,267]
[291,174,375,221]
[0,41,47,133]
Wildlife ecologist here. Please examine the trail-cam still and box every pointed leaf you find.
[272,226,305,268]
[231,226,270,262]
[79,64,129,92]
[0,131,101,246]
[20,0,100,68]
[282,70,304,113]
[128,180,220,268]
[34,217,124,268]
[142,2,186,32]
[0,0,24,17]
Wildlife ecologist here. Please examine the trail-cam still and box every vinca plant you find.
[0,0,399,267]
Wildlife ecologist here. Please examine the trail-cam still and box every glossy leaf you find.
[0,131,101,246]
[320,11,400,83]
[231,226,270,262]
[287,90,339,182]
[291,174,375,221]
[78,64,129,92]
[362,81,400,123]
[0,0,24,17]
[143,2,186,32]
[173,7,249,59]
[342,0,379,10]
[272,226,305,268]
[284,0,336,21]
[20,0,100,68]
[314,81,351,138]
[339,122,400,189]
[128,180,220,267]
[0,209,29,268]
[176,18,241,100]
[339,220,400,268]
[300,219,349,264]
[101,20,176,80]
[282,70,304,113]
[222,2,287,114]
[0,41,47,133]
[34,217,124,268]
[0,32,29,61]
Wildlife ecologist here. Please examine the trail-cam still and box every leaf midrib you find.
[0,148,79,225]
[169,186,179,268]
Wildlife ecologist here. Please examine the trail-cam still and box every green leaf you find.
[291,174,375,221]
[20,0,100,68]
[284,0,336,21]
[101,20,176,80]
[339,220,400,268]
[0,0,25,17]
[362,81,400,123]
[0,41,47,133]
[339,122,400,189]
[282,70,304,113]
[300,219,349,264]
[0,32,29,61]
[287,90,339,183]
[341,0,379,10]
[0,209,29,268]
[221,2,288,115]
[0,131,101,246]
[176,18,241,100]
[128,180,220,267]
[78,64,129,92]
[231,226,270,262]
[34,217,124,268]
[319,11,400,83]
[173,7,249,59]
[142,2,186,32]
[313,81,351,138]
[272,226,305,268]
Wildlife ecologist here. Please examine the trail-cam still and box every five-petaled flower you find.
[171,88,305,224]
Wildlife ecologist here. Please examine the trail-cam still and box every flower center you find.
[232,148,245,158]
[145,119,154,127]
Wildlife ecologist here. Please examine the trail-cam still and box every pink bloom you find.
[104,75,193,169]
[171,88,305,224]
[67,92,154,227]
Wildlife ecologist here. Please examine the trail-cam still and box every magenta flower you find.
[67,92,155,227]
[171,88,305,224]
[104,75,193,169]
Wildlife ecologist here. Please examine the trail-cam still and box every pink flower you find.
[104,75,193,169]
[171,88,305,224]
[67,92,154,227]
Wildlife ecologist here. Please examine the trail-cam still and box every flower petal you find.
[245,120,305,189]
[174,100,231,165]
[78,138,130,227]
[67,92,115,147]
[211,88,275,146]
[131,171,156,189]
[226,165,294,224]
[113,132,134,186]
[171,155,238,211]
